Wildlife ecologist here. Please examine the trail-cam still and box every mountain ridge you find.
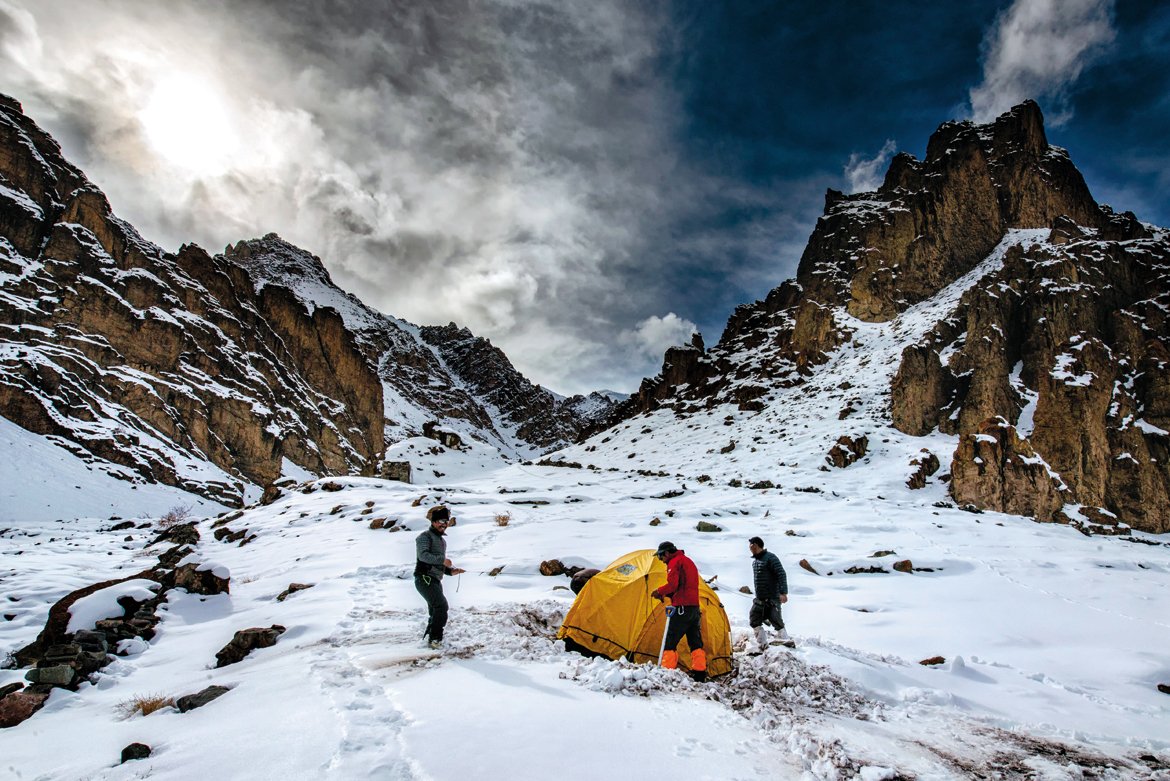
[0,94,604,506]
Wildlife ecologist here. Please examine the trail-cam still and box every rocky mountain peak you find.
[797,99,1107,324]
[602,101,1170,534]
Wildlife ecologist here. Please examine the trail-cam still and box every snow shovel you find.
[657,605,676,665]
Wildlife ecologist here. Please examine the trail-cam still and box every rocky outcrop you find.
[598,99,1168,533]
[826,435,868,468]
[891,346,952,436]
[419,323,582,449]
[951,418,1068,520]
[798,101,1106,322]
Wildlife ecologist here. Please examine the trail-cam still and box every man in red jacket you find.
[651,541,707,682]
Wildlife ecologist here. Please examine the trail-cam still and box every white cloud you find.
[844,139,896,194]
[969,0,1116,124]
[622,313,699,358]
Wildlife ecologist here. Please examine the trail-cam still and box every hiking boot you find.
[689,670,707,683]
[428,639,442,650]
[779,628,791,641]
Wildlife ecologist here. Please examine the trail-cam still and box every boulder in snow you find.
[120,743,151,763]
[276,583,314,602]
[0,691,49,729]
[539,560,567,576]
[215,625,286,667]
[177,685,231,713]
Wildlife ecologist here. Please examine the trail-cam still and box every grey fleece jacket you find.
[415,526,452,580]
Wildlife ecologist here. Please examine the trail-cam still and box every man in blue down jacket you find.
[749,535,790,648]
[415,505,465,649]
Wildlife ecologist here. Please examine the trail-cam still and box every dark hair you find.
[749,536,764,548]
[655,541,677,557]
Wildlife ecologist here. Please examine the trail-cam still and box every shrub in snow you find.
[156,505,193,529]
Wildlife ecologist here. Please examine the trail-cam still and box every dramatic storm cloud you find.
[1,1,1167,394]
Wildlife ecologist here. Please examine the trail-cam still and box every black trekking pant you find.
[749,597,784,630]
[663,606,703,652]
[415,574,448,642]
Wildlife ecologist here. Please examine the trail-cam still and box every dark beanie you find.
[427,505,450,522]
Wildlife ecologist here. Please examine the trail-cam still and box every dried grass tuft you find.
[493,512,512,527]
[117,693,175,718]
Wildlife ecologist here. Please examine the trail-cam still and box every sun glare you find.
[139,74,240,173]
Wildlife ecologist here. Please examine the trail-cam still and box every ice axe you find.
[657,605,676,665]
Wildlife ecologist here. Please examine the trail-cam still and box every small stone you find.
[176,685,231,713]
[276,583,314,602]
[321,482,344,492]
[121,743,152,763]
[369,518,385,530]
[360,508,373,515]
[739,586,752,594]
[489,566,504,577]
[330,505,345,515]
[870,550,896,558]
[696,521,722,532]
[920,656,946,666]
[649,518,661,526]
[893,560,913,573]
[0,682,23,699]
[798,559,819,575]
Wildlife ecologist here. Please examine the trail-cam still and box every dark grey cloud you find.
[2,0,1166,395]
[0,0,732,394]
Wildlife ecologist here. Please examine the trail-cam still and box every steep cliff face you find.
[0,96,589,504]
[604,101,1170,533]
[418,323,582,450]
[0,98,387,503]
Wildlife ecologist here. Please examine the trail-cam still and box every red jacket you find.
[652,550,700,606]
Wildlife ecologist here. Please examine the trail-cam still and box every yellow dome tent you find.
[556,549,733,677]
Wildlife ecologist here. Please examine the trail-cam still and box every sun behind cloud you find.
[139,73,239,173]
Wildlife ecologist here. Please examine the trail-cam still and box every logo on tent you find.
[616,564,636,575]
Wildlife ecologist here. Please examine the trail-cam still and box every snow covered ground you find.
[2,458,1168,779]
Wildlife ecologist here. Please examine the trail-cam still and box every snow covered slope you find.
[2,459,1167,778]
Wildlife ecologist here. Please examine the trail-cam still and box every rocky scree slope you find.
[600,101,1170,533]
[0,95,596,505]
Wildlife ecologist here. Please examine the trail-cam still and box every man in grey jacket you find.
[415,505,465,649]
[748,535,790,649]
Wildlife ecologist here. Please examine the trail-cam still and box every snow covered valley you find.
[3,434,1169,780]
